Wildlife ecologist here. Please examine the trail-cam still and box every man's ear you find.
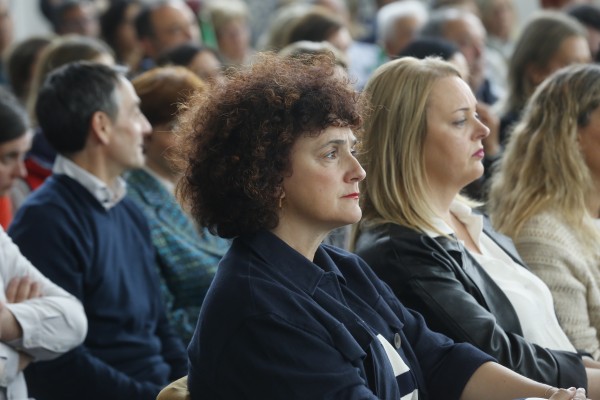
[90,111,112,145]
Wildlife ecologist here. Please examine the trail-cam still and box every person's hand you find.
[5,276,41,303]
[477,102,501,157]
[18,352,32,371]
[0,276,39,341]
[546,387,588,400]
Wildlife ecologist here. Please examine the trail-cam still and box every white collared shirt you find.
[427,200,576,352]
[53,155,127,210]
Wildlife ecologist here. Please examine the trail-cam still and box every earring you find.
[279,197,283,209]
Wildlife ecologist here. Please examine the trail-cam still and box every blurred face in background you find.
[0,132,31,196]
[0,0,13,53]
[443,14,486,92]
[58,3,100,37]
[187,50,223,83]
[149,2,201,57]
[528,35,591,86]
[216,17,250,64]
[327,26,353,55]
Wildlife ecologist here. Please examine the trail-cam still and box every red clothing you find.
[0,196,12,229]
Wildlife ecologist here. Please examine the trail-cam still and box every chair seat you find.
[157,375,190,400]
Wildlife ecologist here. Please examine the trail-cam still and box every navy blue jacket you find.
[188,230,493,399]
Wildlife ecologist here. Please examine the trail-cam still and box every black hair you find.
[397,37,460,60]
[35,61,124,154]
[0,87,29,144]
[156,42,220,66]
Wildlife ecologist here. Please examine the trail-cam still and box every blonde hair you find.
[358,57,461,234]
[489,63,600,254]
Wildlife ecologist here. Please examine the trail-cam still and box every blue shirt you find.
[188,230,494,399]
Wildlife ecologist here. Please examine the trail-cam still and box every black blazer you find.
[354,216,587,389]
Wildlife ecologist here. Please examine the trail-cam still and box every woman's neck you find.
[427,184,482,254]
[145,158,178,184]
[426,184,457,226]
[270,219,329,261]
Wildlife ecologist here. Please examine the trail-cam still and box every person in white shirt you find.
[0,86,87,400]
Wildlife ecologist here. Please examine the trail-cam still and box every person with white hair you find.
[376,0,429,57]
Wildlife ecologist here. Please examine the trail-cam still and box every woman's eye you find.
[453,119,467,127]
[325,150,337,159]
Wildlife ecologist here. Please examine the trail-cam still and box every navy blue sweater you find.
[9,174,187,400]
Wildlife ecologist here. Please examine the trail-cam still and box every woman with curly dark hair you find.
[173,52,587,400]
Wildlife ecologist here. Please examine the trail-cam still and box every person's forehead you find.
[152,3,191,23]
[114,77,137,105]
[445,15,484,37]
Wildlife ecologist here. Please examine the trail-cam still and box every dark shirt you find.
[188,230,493,399]
[9,175,187,400]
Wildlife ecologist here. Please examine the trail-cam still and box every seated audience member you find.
[489,63,600,362]
[203,0,254,66]
[128,66,230,344]
[156,43,223,84]
[49,0,100,37]
[255,3,312,51]
[375,0,429,58]
[11,34,115,211]
[280,40,351,250]
[4,36,52,106]
[398,37,499,201]
[353,56,600,397]
[178,51,587,400]
[134,0,202,72]
[280,5,380,88]
[9,62,187,399]
[477,0,516,55]
[100,0,144,73]
[567,3,600,61]
[420,6,502,105]
[284,6,353,57]
[0,88,87,400]
[0,88,31,228]
[497,10,590,146]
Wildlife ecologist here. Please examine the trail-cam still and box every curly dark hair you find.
[176,52,363,238]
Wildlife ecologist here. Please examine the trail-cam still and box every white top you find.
[53,155,126,210]
[429,201,575,352]
[0,227,87,399]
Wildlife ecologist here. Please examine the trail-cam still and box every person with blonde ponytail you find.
[489,63,600,362]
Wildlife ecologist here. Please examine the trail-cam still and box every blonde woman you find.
[353,56,600,397]
[489,63,600,361]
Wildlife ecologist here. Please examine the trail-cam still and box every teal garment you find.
[126,169,230,344]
